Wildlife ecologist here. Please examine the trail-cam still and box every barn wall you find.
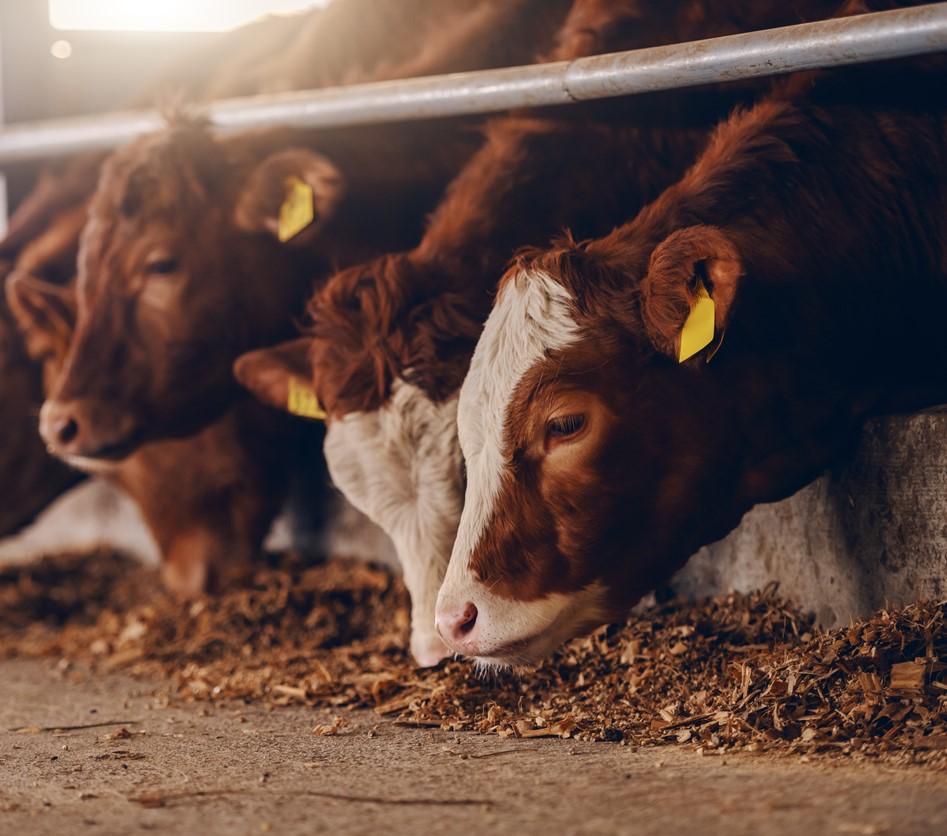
[674,412,947,626]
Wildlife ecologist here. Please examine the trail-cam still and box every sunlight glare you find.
[49,0,330,33]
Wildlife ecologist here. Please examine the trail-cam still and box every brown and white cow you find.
[437,42,947,666]
[236,0,842,664]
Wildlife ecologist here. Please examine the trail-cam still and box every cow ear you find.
[640,225,743,361]
[233,148,345,244]
[234,338,326,420]
[4,271,77,368]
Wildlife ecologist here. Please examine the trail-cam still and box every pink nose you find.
[39,400,82,453]
[435,601,478,649]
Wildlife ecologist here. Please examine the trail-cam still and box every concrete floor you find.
[1,660,945,836]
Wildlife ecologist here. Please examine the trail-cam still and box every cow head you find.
[235,252,484,666]
[39,116,344,465]
[0,156,112,534]
[435,228,785,668]
[3,195,91,390]
[0,261,81,535]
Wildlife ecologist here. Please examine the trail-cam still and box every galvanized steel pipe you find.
[0,3,945,165]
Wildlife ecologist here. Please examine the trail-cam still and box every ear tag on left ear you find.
[287,376,326,420]
[278,176,315,243]
[678,283,715,363]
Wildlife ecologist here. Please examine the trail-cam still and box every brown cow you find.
[0,4,321,537]
[235,0,841,664]
[6,270,307,595]
[437,39,947,666]
[0,263,82,535]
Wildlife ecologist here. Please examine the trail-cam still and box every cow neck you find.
[607,91,947,459]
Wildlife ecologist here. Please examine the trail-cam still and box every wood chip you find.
[1,551,945,768]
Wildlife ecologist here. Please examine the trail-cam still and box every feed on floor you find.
[1,550,943,769]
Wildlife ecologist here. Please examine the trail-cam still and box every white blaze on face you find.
[453,270,580,563]
[437,269,596,661]
[323,380,463,667]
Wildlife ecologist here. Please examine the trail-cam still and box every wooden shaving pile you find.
[1,551,944,767]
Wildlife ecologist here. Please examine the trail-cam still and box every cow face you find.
[235,253,482,666]
[6,271,121,483]
[437,229,753,667]
[39,118,344,464]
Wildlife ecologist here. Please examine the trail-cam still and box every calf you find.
[236,0,841,663]
[0,1,327,537]
[7,270,304,594]
[438,46,947,666]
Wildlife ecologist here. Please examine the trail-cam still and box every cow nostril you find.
[57,417,79,446]
[458,602,478,636]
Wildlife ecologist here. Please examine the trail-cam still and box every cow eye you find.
[546,413,586,441]
[144,256,179,276]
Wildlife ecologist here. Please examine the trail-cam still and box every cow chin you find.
[435,578,608,670]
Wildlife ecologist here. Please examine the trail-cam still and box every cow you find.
[5,259,313,594]
[234,0,842,664]
[0,262,82,535]
[6,203,354,593]
[0,2,322,537]
[436,33,947,666]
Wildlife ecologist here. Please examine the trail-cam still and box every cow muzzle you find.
[435,578,609,668]
[39,398,139,463]
[434,593,556,666]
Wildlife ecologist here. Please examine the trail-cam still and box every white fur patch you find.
[435,268,588,664]
[323,379,463,666]
[446,269,578,581]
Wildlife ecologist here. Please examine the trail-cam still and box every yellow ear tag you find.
[287,376,326,420]
[677,283,715,363]
[277,176,315,243]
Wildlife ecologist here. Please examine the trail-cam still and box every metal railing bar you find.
[0,3,945,166]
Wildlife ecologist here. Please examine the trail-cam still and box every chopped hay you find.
[1,551,944,768]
